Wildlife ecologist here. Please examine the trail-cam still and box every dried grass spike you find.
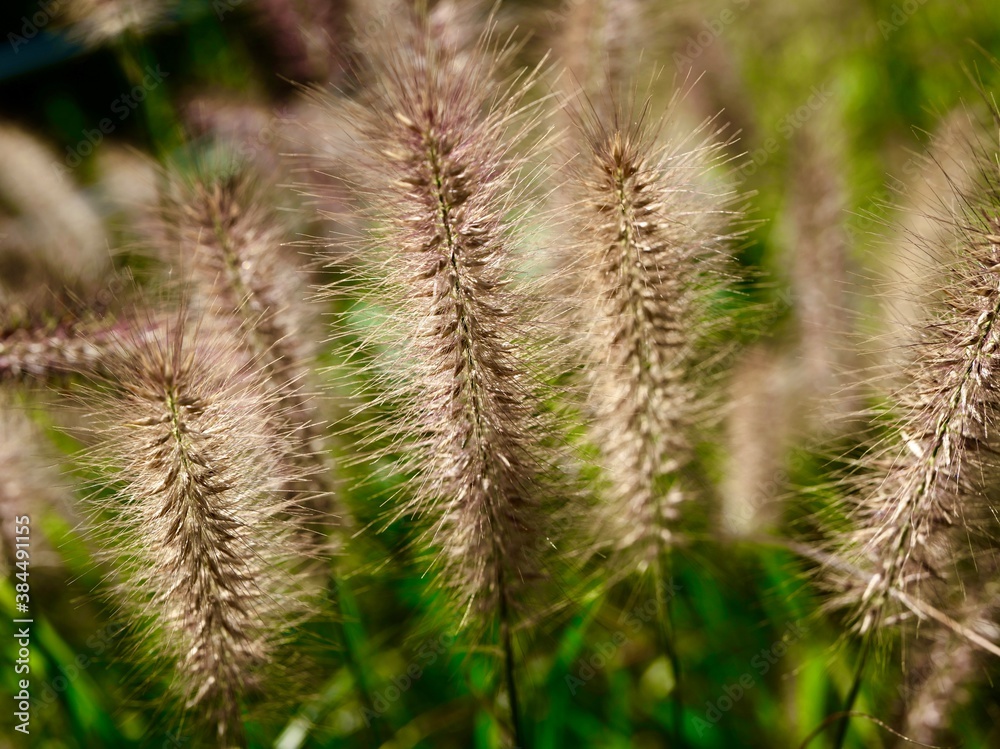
[564,88,740,571]
[828,121,1000,644]
[339,5,556,623]
[88,308,310,744]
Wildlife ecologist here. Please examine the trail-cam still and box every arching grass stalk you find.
[830,635,871,749]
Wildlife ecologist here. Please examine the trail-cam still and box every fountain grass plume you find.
[84,305,313,745]
[328,2,561,626]
[561,85,742,572]
[827,145,1000,644]
[318,6,565,743]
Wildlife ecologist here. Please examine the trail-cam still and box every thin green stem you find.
[498,566,527,749]
[831,636,871,749]
[653,541,683,748]
[333,576,385,745]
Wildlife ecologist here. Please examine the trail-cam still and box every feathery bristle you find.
[159,171,317,368]
[879,110,981,354]
[1,318,109,382]
[720,342,793,537]
[0,302,158,383]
